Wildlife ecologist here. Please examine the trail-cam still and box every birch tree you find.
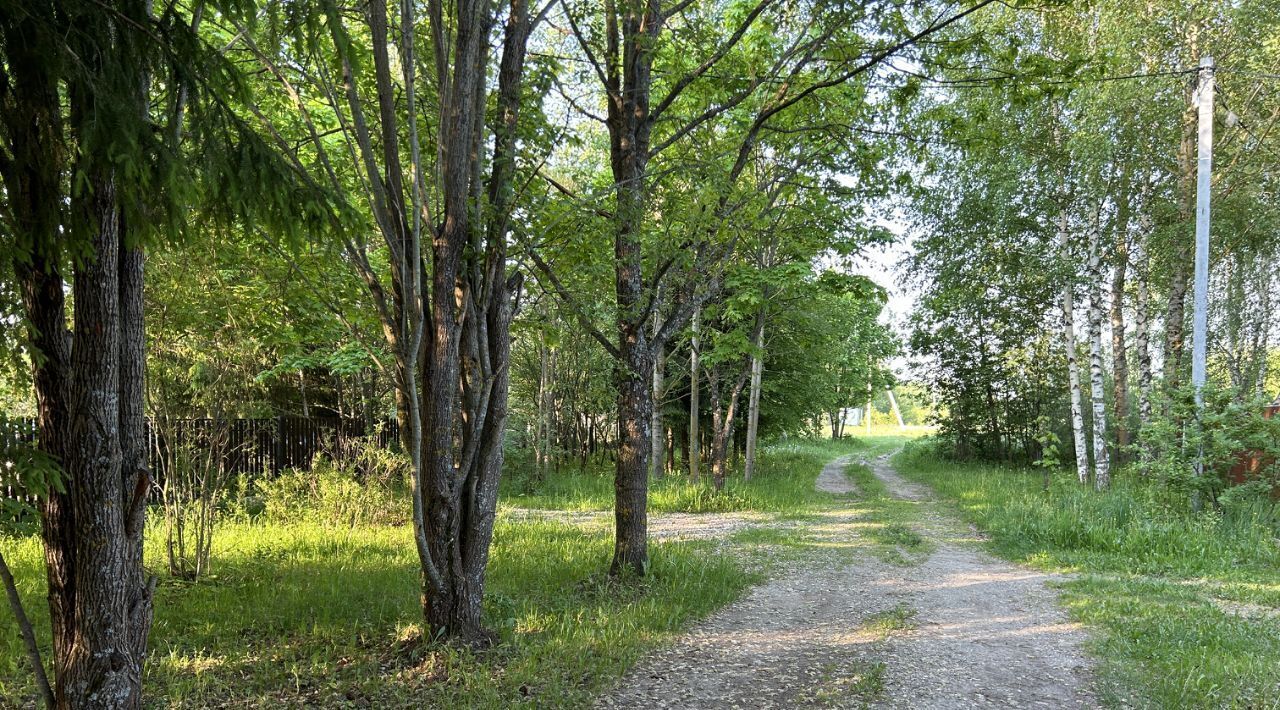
[1058,211,1092,485]
[1086,211,1112,489]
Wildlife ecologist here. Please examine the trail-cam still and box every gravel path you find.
[596,451,1099,709]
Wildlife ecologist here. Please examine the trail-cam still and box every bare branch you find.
[0,548,53,709]
[650,0,777,121]
[561,0,618,98]
[520,237,625,360]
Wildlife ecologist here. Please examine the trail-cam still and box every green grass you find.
[842,458,933,566]
[801,659,887,706]
[0,437,868,708]
[1,516,755,707]
[861,603,918,635]
[502,437,875,515]
[893,438,1280,709]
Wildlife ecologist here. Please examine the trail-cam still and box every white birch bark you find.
[743,313,765,481]
[650,286,666,479]
[650,339,665,479]
[865,374,873,435]
[1087,213,1112,490]
[1134,239,1154,427]
[689,305,701,483]
[887,388,905,427]
[1059,210,1092,485]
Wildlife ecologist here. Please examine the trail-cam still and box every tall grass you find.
[894,438,1280,708]
[895,439,1280,580]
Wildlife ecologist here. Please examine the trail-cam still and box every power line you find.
[882,65,1198,90]
[1219,68,1280,82]
[531,47,1202,92]
[1216,88,1280,165]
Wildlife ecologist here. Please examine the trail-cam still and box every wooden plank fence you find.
[1,416,401,502]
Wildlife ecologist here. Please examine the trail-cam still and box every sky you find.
[850,218,920,380]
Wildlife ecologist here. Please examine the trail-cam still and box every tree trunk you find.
[678,418,690,476]
[650,329,666,479]
[1109,192,1131,456]
[709,364,723,487]
[887,388,905,427]
[318,0,534,643]
[4,5,158,702]
[666,426,676,475]
[1132,204,1155,430]
[613,335,653,574]
[1135,268,1153,427]
[1058,210,1091,485]
[536,332,549,474]
[865,373,873,435]
[1087,215,1111,490]
[1163,100,1198,390]
[40,167,154,709]
[710,362,750,490]
[689,306,701,483]
[608,48,657,572]
[743,313,765,481]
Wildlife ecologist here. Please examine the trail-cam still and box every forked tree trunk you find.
[1058,210,1091,485]
[319,0,533,642]
[2,5,157,703]
[709,361,750,490]
[23,172,155,710]
[421,0,532,638]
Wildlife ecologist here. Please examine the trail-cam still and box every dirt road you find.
[595,452,1098,709]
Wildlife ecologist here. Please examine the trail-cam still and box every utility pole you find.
[1190,55,1213,405]
[865,359,873,435]
[1190,55,1214,509]
[887,388,906,428]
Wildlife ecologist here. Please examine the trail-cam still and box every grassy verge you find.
[1,437,864,707]
[893,439,1280,709]
[501,437,875,515]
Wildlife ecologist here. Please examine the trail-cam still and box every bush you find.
[1138,385,1280,510]
[252,460,408,528]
